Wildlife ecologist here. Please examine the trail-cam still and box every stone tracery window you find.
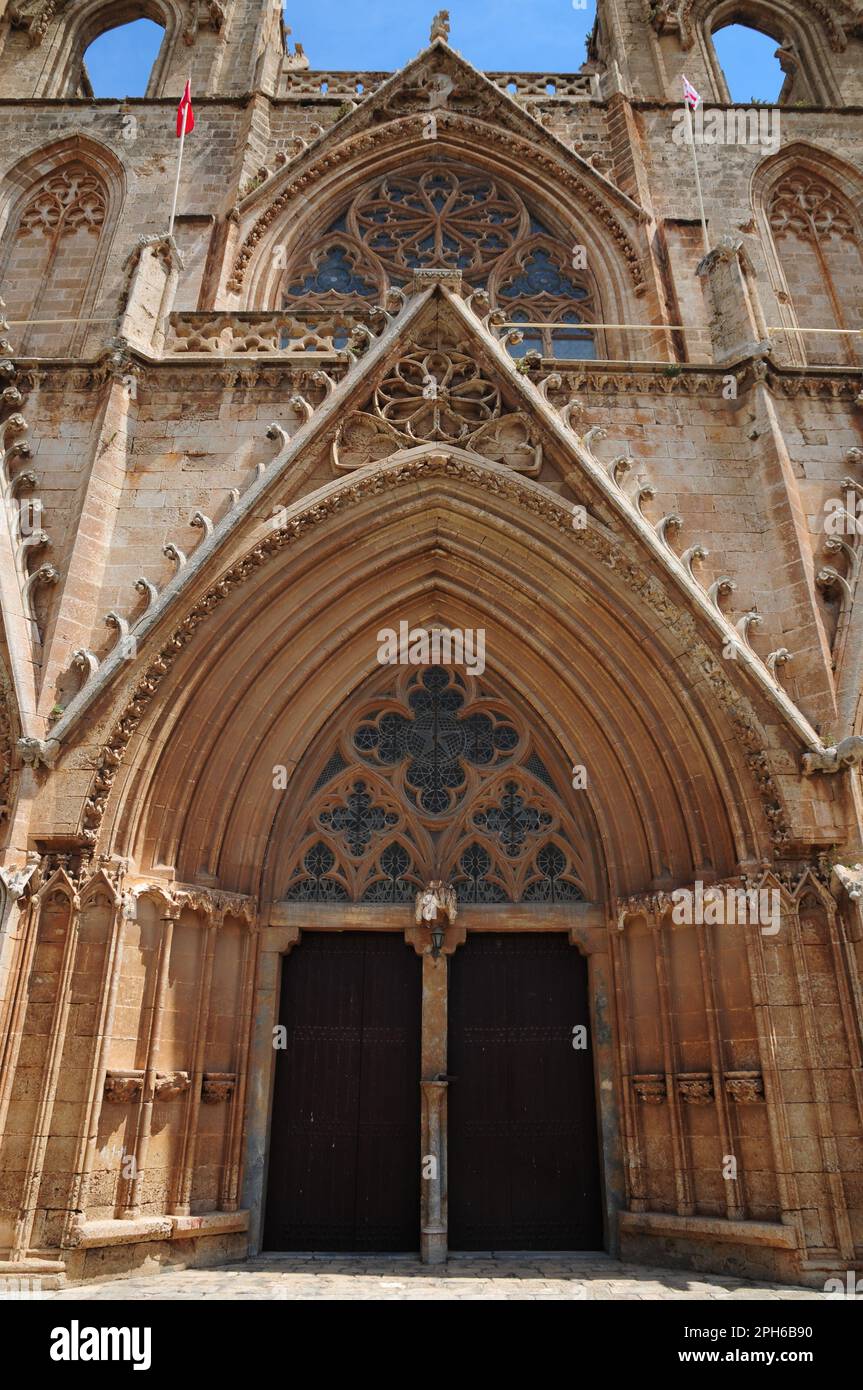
[768,172,862,365]
[279,162,600,360]
[1,159,110,356]
[280,666,586,905]
[351,169,524,282]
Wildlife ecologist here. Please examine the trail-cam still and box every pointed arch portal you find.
[255,662,612,1258]
[40,278,816,1263]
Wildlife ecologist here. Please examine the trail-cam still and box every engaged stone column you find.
[420,952,448,1265]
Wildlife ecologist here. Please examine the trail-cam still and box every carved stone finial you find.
[430,9,450,42]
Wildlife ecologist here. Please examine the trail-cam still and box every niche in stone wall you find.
[0,885,71,1247]
[193,917,246,1213]
[93,890,162,1220]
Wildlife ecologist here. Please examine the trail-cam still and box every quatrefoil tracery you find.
[281,667,587,904]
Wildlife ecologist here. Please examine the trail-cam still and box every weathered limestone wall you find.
[0,0,861,1291]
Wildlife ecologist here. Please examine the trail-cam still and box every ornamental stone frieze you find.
[104,1070,237,1104]
[124,881,258,927]
[631,1073,765,1104]
[615,863,836,927]
[103,1071,191,1102]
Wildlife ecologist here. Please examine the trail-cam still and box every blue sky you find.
[84,4,784,102]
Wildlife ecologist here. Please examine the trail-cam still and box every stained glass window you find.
[280,668,586,904]
[279,163,600,359]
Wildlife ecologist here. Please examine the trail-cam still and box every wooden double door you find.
[263,931,602,1252]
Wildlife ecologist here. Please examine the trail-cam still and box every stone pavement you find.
[43,1253,824,1300]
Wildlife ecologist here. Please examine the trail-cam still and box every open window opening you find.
[82,17,166,99]
[711,22,790,104]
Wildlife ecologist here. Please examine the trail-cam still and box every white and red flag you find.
[176,79,195,138]
[682,75,701,111]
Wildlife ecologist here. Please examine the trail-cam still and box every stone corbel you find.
[16,735,60,769]
[8,0,66,46]
[802,736,863,775]
[646,1,695,49]
[405,920,466,955]
[202,1072,236,1103]
[0,856,40,905]
[830,862,863,900]
[632,1074,666,1104]
[677,1072,714,1105]
[724,1071,764,1103]
[154,1071,190,1101]
[830,863,863,942]
[184,0,226,44]
[408,881,463,956]
[104,1070,144,1103]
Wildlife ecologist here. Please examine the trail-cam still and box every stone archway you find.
[246,663,617,1262]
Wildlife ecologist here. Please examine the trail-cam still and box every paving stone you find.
[43,1254,824,1301]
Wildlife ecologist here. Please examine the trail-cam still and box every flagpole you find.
[167,79,190,239]
[684,98,710,256]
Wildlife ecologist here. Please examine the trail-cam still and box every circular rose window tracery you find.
[351,167,526,283]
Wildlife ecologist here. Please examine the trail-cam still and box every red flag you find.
[176,80,194,138]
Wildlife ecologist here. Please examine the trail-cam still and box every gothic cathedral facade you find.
[0,0,862,1288]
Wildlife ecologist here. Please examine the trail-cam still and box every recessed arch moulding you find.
[37,451,836,907]
[227,122,655,347]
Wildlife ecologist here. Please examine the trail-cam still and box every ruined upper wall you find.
[0,0,285,99]
[592,0,863,104]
